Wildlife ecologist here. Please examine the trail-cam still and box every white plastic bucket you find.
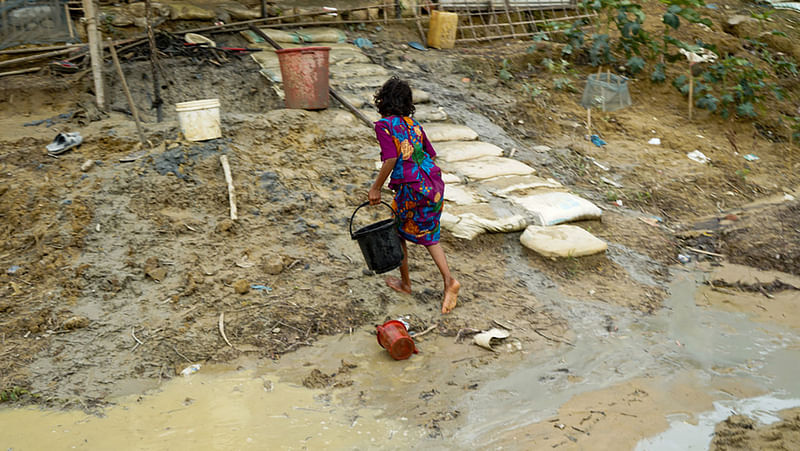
[175,98,221,142]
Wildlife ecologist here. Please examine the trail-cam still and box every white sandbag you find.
[329,50,372,65]
[441,172,461,184]
[444,183,484,205]
[293,27,347,43]
[445,157,535,181]
[424,124,479,142]
[330,63,388,79]
[434,141,504,162]
[520,225,607,258]
[510,192,602,226]
[414,104,448,122]
[169,3,217,20]
[331,75,390,90]
[242,29,303,44]
[484,174,563,196]
[444,213,527,240]
[412,89,431,104]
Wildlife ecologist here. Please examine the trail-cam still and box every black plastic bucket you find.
[349,201,404,274]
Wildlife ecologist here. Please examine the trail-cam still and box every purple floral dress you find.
[375,116,445,246]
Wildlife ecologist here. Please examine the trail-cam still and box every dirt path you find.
[1,12,800,448]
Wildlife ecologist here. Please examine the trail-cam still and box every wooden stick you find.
[587,107,591,136]
[219,312,234,348]
[220,155,238,220]
[0,66,41,78]
[412,323,438,339]
[688,67,693,121]
[82,0,104,109]
[145,0,163,122]
[246,24,373,128]
[0,44,82,55]
[687,247,724,258]
[108,40,147,146]
[65,3,75,39]
[0,46,82,69]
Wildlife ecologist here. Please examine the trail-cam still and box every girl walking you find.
[368,77,460,314]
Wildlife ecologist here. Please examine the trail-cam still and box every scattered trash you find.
[50,60,80,74]
[353,37,373,49]
[784,193,796,201]
[250,284,272,293]
[473,328,511,351]
[555,423,566,430]
[743,154,760,161]
[46,132,83,155]
[376,320,418,360]
[80,159,94,172]
[639,217,660,227]
[185,32,216,47]
[408,41,428,51]
[601,176,622,188]
[687,150,710,164]
[7,265,20,274]
[119,150,147,163]
[589,134,606,147]
[677,254,691,264]
[614,199,623,207]
[461,77,471,83]
[648,138,661,145]
[587,156,610,171]
[180,364,201,376]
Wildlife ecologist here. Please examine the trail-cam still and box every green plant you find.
[735,168,750,180]
[0,386,29,403]
[554,77,577,92]
[522,83,545,101]
[499,58,513,81]
[542,58,570,74]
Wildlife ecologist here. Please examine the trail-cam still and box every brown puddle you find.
[0,367,412,449]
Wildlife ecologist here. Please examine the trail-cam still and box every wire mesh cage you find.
[0,0,75,50]
[580,73,632,112]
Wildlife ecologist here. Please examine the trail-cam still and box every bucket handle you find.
[349,201,398,239]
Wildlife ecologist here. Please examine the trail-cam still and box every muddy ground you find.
[1,1,800,447]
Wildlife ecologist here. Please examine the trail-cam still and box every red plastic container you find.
[275,46,331,110]
[376,320,418,360]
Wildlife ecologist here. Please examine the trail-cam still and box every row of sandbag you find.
[427,125,607,257]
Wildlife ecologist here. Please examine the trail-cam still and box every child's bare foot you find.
[441,279,460,314]
[385,276,412,294]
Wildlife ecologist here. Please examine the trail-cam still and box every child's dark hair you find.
[374,76,415,117]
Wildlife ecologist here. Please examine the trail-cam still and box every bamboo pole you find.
[108,40,147,146]
[82,0,104,109]
[220,155,238,221]
[0,47,83,68]
[145,0,163,122]
[64,3,75,39]
[0,66,42,77]
[688,67,694,121]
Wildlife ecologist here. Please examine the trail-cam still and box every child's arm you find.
[369,157,397,205]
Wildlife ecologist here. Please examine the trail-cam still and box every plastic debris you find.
[7,265,20,274]
[46,132,83,155]
[408,41,428,51]
[353,37,373,49]
[648,138,661,145]
[687,150,710,164]
[180,364,201,376]
[473,328,511,351]
[743,154,759,161]
[250,284,272,293]
[589,134,607,147]
[677,254,691,264]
